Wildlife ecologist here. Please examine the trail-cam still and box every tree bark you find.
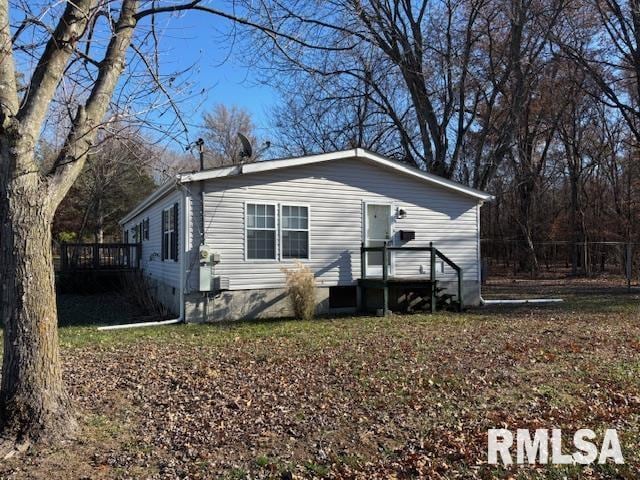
[0,168,76,442]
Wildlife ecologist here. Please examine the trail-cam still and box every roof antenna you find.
[186,138,205,171]
[237,133,253,160]
[256,140,271,158]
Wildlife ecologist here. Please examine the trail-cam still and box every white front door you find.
[364,203,393,277]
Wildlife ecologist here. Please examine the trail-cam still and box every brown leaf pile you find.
[2,282,640,479]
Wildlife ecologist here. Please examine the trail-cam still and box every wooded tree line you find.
[246,0,640,274]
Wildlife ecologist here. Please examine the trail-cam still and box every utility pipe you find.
[97,318,182,331]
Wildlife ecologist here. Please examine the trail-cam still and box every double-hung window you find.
[281,205,309,259]
[162,204,178,261]
[246,203,276,259]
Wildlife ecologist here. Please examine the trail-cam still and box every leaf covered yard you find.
[3,283,640,479]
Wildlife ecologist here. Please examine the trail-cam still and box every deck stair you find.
[359,242,463,315]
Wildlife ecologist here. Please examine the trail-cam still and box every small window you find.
[162,205,178,261]
[329,286,358,308]
[143,218,150,241]
[246,203,276,259]
[281,205,309,259]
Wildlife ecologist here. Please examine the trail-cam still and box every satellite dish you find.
[237,133,253,160]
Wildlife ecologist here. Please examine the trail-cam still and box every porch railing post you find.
[122,243,131,268]
[92,243,100,269]
[359,242,366,313]
[458,268,463,312]
[382,241,389,316]
[430,242,436,313]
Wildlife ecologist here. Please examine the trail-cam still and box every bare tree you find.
[201,104,260,167]
[54,130,157,242]
[252,0,505,176]
[559,0,640,144]
[0,0,310,449]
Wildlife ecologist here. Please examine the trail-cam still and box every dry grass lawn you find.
[1,280,639,479]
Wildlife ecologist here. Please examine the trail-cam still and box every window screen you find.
[246,204,276,259]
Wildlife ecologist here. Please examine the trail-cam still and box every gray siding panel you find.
[188,159,480,291]
[123,190,182,290]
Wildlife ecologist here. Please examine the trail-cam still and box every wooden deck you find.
[59,243,141,272]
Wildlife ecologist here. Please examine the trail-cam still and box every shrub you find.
[121,271,171,320]
[281,261,317,320]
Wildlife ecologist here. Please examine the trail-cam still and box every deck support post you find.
[92,243,100,269]
[382,241,389,316]
[458,270,464,312]
[360,242,366,312]
[430,242,436,313]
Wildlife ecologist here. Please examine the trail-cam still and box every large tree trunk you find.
[0,0,138,447]
[0,171,76,443]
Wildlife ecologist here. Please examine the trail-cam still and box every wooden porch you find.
[359,242,463,315]
[59,243,141,272]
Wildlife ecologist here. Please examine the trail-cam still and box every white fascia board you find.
[179,165,243,183]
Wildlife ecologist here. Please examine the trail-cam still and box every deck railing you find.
[360,241,463,313]
[60,243,141,272]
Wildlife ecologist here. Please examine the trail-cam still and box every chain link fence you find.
[481,239,640,286]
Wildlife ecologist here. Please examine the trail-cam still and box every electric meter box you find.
[199,245,220,264]
[199,245,220,291]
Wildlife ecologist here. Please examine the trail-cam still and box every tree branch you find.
[134,0,354,51]
[0,0,19,127]
[48,0,139,205]
[17,0,96,139]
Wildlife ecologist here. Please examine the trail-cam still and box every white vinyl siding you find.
[189,158,480,291]
[123,190,182,289]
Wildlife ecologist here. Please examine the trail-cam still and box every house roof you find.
[120,148,493,225]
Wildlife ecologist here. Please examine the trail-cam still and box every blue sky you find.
[155,10,278,142]
[9,3,279,153]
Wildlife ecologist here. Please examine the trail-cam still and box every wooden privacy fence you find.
[59,243,141,272]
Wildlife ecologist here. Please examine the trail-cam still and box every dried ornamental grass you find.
[281,261,317,320]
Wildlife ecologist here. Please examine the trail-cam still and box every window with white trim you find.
[162,205,178,261]
[246,203,276,259]
[281,205,309,259]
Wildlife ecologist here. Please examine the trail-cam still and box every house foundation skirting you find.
[183,280,480,323]
[184,287,334,323]
[145,276,181,316]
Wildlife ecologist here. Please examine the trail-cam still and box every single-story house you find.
[120,148,493,322]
